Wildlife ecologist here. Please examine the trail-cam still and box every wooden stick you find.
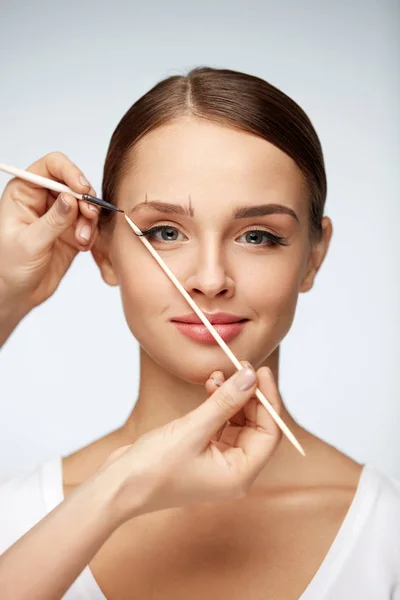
[0,163,85,200]
[124,215,306,457]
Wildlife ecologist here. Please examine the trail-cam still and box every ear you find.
[91,232,119,287]
[299,217,333,293]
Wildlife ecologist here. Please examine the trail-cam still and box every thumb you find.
[26,193,79,252]
[188,362,257,449]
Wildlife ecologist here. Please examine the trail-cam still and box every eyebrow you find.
[129,199,300,224]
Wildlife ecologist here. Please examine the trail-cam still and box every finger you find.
[204,371,224,396]
[188,361,257,450]
[78,198,101,221]
[20,152,96,216]
[39,194,98,252]
[205,372,223,441]
[233,366,283,471]
[24,192,79,253]
[205,371,248,440]
[74,198,100,251]
[27,151,94,195]
[205,371,227,442]
[228,360,253,427]
[44,193,99,252]
[75,212,98,251]
[244,367,281,434]
[46,188,100,222]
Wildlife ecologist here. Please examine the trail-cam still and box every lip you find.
[171,312,250,344]
[171,312,248,324]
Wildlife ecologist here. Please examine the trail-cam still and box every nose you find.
[184,237,235,299]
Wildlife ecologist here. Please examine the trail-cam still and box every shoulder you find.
[0,457,62,553]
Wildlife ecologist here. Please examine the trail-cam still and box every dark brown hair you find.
[101,67,327,242]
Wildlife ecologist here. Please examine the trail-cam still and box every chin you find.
[132,317,284,384]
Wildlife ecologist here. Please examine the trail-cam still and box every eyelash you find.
[136,224,289,248]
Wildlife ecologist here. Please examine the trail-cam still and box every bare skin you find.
[85,472,361,600]
[62,351,362,599]
[60,118,363,598]
[0,117,363,599]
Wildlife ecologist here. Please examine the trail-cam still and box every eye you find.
[136,225,186,243]
[236,229,289,247]
[137,225,289,247]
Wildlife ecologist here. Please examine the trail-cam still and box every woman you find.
[0,67,399,599]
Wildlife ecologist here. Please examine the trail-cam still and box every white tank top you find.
[0,457,399,599]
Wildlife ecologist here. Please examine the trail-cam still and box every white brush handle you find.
[124,215,305,457]
[0,163,84,200]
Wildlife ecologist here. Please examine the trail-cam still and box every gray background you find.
[0,0,398,479]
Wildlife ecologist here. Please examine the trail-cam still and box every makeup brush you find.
[0,163,123,213]
[124,214,306,457]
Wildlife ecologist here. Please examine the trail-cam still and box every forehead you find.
[119,118,308,211]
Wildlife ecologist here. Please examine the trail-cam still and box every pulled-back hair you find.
[101,67,327,242]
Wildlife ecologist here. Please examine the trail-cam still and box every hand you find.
[0,151,100,316]
[101,362,283,522]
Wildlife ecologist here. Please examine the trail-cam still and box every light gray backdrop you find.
[0,0,398,478]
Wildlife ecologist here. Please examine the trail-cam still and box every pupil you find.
[247,231,262,244]
[162,228,177,240]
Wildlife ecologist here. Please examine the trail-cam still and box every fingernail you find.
[88,202,100,213]
[235,367,256,391]
[79,224,92,242]
[211,376,223,387]
[59,193,71,214]
[79,174,90,188]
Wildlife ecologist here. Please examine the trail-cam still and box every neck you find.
[120,346,327,490]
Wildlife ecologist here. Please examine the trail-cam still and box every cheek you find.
[239,251,302,318]
[117,256,170,333]
[112,223,178,323]
[234,254,303,367]
[116,254,211,383]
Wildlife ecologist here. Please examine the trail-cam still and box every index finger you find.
[21,152,97,218]
[185,362,257,449]
[37,153,101,223]
[27,151,93,194]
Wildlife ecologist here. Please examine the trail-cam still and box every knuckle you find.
[8,182,36,207]
[47,150,67,161]
[47,205,63,228]
[262,366,274,381]
[3,178,18,197]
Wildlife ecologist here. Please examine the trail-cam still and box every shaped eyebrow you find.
[129,198,300,224]
[233,203,299,223]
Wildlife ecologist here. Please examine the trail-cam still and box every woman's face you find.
[96,118,327,384]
